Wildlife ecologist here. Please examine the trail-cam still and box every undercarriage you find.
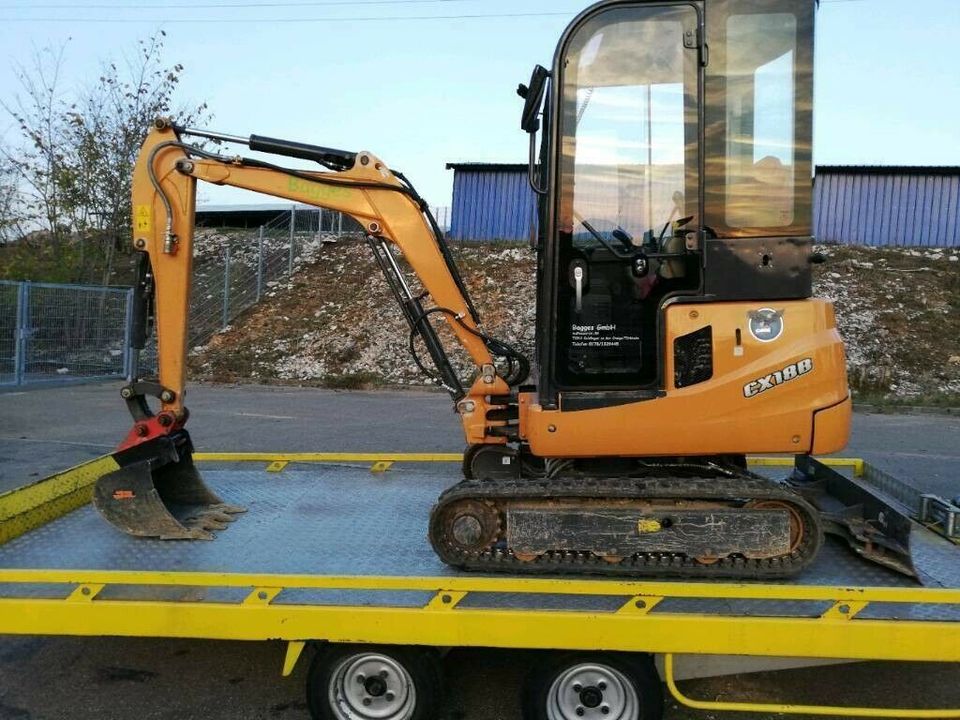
[430,449,823,579]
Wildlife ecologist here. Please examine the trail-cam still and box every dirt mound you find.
[815,245,959,404]
[189,240,959,405]
[190,241,535,389]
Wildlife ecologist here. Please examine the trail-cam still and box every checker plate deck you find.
[1,462,958,621]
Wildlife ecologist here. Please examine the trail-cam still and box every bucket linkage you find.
[93,253,245,540]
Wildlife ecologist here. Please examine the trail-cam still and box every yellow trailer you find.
[1,454,958,720]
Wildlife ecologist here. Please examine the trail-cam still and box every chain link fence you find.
[186,205,450,348]
[0,280,132,387]
[188,206,363,347]
[0,282,18,385]
[138,207,364,371]
[2,204,447,387]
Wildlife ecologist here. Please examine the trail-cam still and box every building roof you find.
[445,163,528,173]
[816,166,960,176]
[445,162,960,177]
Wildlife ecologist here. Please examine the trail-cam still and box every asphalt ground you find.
[1,382,959,720]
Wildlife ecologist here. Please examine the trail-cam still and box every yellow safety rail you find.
[0,456,120,545]
[193,451,463,473]
[663,654,960,718]
[193,452,463,463]
[1,569,960,663]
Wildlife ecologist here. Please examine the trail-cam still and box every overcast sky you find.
[0,0,957,208]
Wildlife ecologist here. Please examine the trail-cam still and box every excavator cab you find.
[523,0,816,405]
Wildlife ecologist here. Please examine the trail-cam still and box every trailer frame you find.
[1,453,959,719]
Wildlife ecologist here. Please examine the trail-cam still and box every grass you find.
[320,372,383,390]
[853,389,960,411]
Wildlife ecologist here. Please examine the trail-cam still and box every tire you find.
[522,652,663,720]
[306,643,442,720]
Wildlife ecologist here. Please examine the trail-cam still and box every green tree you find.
[1,32,209,283]
[0,150,26,245]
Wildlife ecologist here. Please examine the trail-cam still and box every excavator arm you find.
[94,119,521,540]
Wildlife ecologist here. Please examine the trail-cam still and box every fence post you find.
[288,205,296,274]
[222,242,232,330]
[123,288,134,381]
[14,282,28,386]
[256,225,265,302]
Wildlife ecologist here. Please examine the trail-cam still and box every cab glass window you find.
[553,5,700,389]
[559,7,700,248]
[725,13,798,228]
[704,0,814,238]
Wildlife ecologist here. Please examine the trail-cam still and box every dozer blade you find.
[791,456,960,587]
[93,432,245,540]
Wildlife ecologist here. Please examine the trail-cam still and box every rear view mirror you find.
[520,65,550,133]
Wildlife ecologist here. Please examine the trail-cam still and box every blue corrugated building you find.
[446,163,536,243]
[814,166,960,247]
[446,163,960,247]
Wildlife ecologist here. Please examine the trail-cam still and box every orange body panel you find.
[812,395,853,455]
[521,299,850,457]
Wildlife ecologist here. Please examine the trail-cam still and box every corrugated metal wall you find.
[449,168,537,242]
[448,165,960,247]
[814,168,960,247]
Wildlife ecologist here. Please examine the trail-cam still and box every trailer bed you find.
[1,456,959,669]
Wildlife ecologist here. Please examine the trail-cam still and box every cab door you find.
[540,2,704,406]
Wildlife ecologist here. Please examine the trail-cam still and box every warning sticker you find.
[135,204,152,233]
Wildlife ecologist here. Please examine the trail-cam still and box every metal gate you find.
[0,282,19,385]
[0,281,132,387]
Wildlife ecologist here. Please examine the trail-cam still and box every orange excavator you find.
[94,0,869,579]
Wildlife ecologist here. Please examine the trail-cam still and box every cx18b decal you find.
[743,358,814,398]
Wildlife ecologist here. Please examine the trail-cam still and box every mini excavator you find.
[95,0,866,580]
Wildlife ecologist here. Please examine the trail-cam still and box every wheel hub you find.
[580,686,602,709]
[547,663,637,720]
[329,653,416,720]
[452,515,483,546]
[364,676,387,697]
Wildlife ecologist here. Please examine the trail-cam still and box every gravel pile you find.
[189,239,959,404]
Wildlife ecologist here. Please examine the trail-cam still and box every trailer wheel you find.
[522,652,663,720]
[306,644,441,720]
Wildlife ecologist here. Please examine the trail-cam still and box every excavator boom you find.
[94,119,522,539]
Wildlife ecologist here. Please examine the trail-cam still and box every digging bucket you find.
[93,431,245,540]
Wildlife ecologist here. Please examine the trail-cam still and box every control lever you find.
[569,260,589,314]
[574,266,584,313]
[611,228,634,252]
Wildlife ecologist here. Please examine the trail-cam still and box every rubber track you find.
[429,475,824,580]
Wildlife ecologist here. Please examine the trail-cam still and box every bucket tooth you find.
[192,509,239,526]
[93,432,245,540]
[210,502,245,515]
[196,519,229,532]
